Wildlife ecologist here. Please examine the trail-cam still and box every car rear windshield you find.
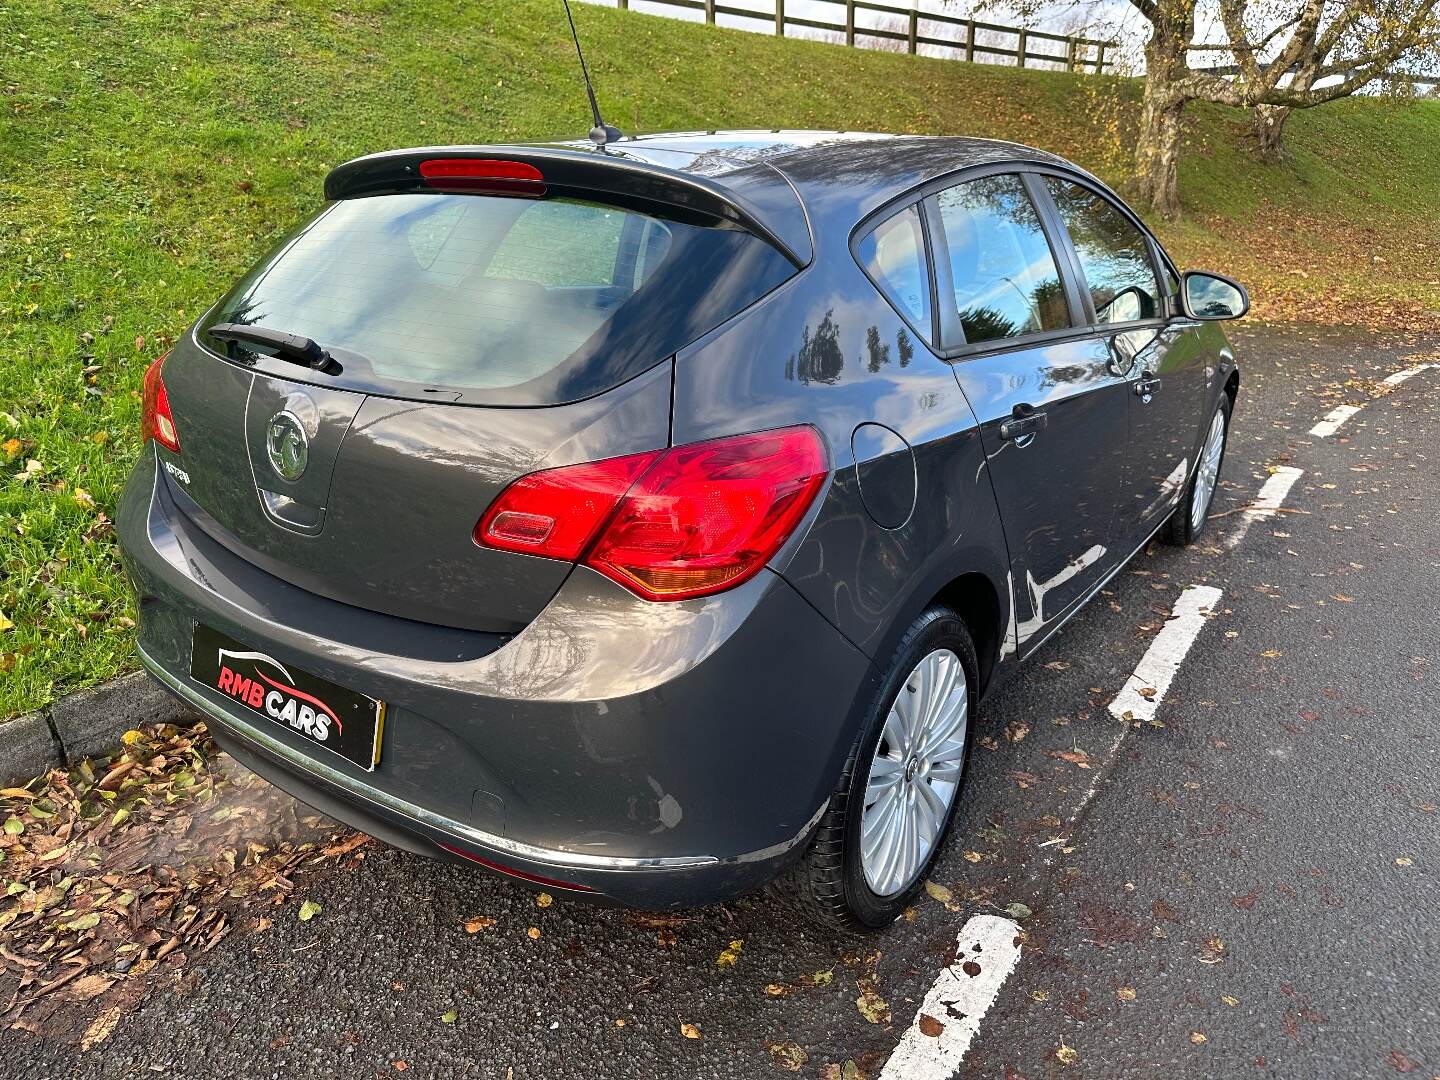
[198,191,798,405]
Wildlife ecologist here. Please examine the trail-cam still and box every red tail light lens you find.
[141,353,180,453]
[419,158,546,197]
[475,426,828,602]
[476,450,662,560]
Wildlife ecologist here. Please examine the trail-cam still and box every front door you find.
[1037,176,1206,540]
[928,173,1131,655]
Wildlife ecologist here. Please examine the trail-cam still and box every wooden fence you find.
[607,0,1116,74]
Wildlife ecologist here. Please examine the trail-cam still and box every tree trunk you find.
[1134,26,1189,219]
[1252,104,1292,163]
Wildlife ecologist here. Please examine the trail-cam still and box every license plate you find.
[189,624,385,771]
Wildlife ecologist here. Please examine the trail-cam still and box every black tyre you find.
[1163,395,1232,546]
[783,606,978,931]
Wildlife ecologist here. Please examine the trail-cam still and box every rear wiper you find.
[209,323,342,375]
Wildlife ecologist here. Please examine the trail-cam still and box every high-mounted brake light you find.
[475,427,828,602]
[418,158,546,197]
[141,353,180,453]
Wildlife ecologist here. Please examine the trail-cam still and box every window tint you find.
[935,174,1070,345]
[200,193,792,405]
[1043,178,1161,325]
[856,205,932,335]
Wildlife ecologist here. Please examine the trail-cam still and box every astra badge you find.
[266,410,309,481]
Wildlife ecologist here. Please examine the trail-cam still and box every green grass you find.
[2,0,1438,718]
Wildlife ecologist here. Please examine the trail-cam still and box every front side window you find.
[935,174,1070,345]
[855,205,932,336]
[1043,178,1161,325]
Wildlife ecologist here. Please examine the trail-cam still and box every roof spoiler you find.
[323,146,810,267]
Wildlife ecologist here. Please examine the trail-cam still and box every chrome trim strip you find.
[138,644,723,873]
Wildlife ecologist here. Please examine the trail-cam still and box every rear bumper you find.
[118,454,872,907]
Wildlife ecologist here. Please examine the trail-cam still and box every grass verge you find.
[2,0,1438,716]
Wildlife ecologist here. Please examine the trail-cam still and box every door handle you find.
[1133,372,1163,400]
[1000,406,1048,444]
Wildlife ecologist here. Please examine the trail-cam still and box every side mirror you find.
[1181,271,1249,321]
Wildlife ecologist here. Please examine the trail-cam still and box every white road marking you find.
[1380,362,1433,387]
[1108,584,1224,723]
[878,915,1023,1080]
[1307,363,1433,437]
[1223,465,1304,549]
[1307,404,1361,438]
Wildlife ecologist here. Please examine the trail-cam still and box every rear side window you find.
[1043,178,1161,325]
[199,193,793,405]
[855,205,932,337]
[935,175,1070,344]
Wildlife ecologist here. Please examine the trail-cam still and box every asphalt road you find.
[4,323,1437,1080]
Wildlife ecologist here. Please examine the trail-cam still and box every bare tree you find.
[1136,0,1440,214]
[969,0,1440,215]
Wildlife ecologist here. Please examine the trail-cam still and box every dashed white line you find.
[1224,465,1304,549]
[877,915,1023,1080]
[1307,363,1433,437]
[1307,404,1361,438]
[1380,362,1433,387]
[1108,584,1224,723]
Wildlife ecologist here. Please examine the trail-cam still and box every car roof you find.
[558,129,1080,226]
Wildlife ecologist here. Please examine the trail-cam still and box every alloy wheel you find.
[1191,406,1226,528]
[860,648,969,897]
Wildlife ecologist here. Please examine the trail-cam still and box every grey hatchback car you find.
[118,132,1246,928]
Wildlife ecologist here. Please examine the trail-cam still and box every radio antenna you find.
[561,0,623,148]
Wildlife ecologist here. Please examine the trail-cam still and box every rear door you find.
[1036,175,1206,540]
[928,171,1131,654]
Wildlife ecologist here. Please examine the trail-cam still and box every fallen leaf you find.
[680,1021,702,1039]
[297,900,322,921]
[1221,995,1240,1007]
[961,850,983,864]
[1395,857,1413,866]
[1005,901,1033,920]
[465,916,496,933]
[1004,721,1030,743]
[716,939,744,968]
[918,1013,945,1038]
[1116,987,1137,1002]
[527,926,541,940]
[1190,1031,1208,1045]
[80,1005,123,1051]
[68,973,115,1000]
[1387,1049,1418,1072]
[764,983,794,997]
[1056,1042,1078,1065]
[1048,749,1097,769]
[536,891,553,908]
[766,1041,808,1071]
[856,989,891,1024]
[440,1010,458,1024]
[925,879,954,902]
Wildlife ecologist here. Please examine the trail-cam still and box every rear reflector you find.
[141,353,180,453]
[418,158,546,197]
[475,426,828,602]
[435,841,596,893]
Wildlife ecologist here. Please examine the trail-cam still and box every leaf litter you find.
[0,722,364,1045]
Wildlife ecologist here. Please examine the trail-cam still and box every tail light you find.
[141,353,180,453]
[475,426,828,602]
